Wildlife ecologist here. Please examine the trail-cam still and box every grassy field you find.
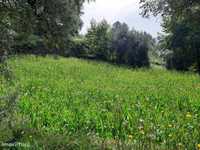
[1,55,200,149]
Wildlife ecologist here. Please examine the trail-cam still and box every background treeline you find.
[69,20,154,67]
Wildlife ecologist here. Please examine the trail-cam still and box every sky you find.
[81,0,162,37]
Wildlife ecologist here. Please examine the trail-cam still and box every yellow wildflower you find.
[168,124,172,128]
[128,135,133,139]
[186,112,192,118]
[198,144,200,149]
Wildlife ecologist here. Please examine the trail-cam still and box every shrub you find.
[67,37,89,58]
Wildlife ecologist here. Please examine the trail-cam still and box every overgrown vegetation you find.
[1,56,200,149]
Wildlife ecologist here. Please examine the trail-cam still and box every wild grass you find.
[1,55,200,149]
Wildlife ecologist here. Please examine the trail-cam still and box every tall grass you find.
[1,55,200,149]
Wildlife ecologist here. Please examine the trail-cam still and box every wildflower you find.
[140,130,145,135]
[109,140,116,144]
[138,126,144,130]
[168,124,173,128]
[186,112,192,118]
[177,143,183,148]
[177,143,182,146]
[139,119,144,123]
[198,144,200,149]
[128,135,133,139]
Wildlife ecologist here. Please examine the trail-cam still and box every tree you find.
[140,0,200,73]
[126,30,150,67]
[111,21,150,67]
[0,0,94,55]
[111,22,129,64]
[85,19,112,60]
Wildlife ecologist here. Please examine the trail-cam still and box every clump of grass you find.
[1,55,200,149]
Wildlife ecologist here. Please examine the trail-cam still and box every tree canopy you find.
[0,0,94,55]
[140,0,200,73]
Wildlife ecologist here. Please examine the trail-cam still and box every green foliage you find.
[0,13,14,61]
[0,0,94,54]
[140,0,200,73]
[68,37,89,58]
[111,21,130,64]
[85,20,153,67]
[1,55,200,149]
[86,19,112,60]
[111,22,151,67]
[165,20,200,72]
[13,34,44,54]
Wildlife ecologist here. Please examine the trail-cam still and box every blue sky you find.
[81,0,162,37]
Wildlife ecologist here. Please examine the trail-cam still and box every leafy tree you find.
[68,36,89,58]
[126,30,150,67]
[0,0,94,55]
[85,19,112,60]
[111,21,130,64]
[140,0,200,73]
[111,21,150,67]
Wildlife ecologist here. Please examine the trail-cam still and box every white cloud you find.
[81,0,162,37]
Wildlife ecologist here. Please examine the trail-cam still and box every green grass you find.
[1,55,200,149]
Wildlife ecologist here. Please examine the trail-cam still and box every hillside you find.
[1,55,200,149]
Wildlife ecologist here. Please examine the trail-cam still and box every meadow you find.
[1,55,200,149]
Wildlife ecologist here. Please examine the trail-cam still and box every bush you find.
[12,34,48,55]
[165,48,196,71]
[67,37,89,58]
